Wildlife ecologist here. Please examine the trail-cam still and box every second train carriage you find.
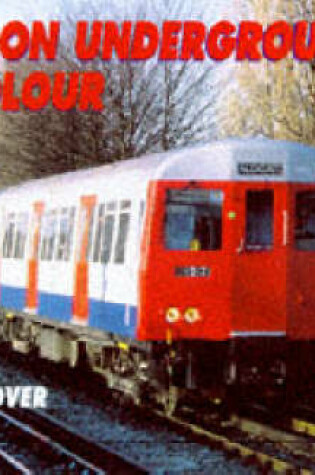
[0,138,314,408]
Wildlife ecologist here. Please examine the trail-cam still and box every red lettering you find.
[181,21,206,60]
[207,21,236,60]
[2,72,20,111]
[29,21,60,60]
[22,72,51,110]
[159,21,182,60]
[264,21,293,60]
[0,21,29,60]
[102,21,131,60]
[131,21,158,60]
[53,72,80,110]
[236,21,263,61]
[294,21,315,61]
[75,21,103,60]
[79,72,105,111]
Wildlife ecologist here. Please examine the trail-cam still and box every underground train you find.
[0,137,314,411]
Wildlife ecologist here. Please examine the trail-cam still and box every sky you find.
[0,0,51,22]
[0,0,236,25]
[0,0,238,80]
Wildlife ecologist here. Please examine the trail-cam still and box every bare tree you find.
[219,0,315,146]
[0,50,106,183]
[0,0,218,186]
[99,0,217,157]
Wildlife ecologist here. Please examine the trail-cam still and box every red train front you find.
[138,139,315,404]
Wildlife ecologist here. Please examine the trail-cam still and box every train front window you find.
[165,189,223,251]
[295,191,315,251]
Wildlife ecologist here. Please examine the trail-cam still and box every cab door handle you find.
[282,210,288,246]
[236,238,245,254]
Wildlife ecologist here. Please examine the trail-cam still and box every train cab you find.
[138,138,315,393]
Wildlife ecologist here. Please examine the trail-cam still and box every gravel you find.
[0,353,257,474]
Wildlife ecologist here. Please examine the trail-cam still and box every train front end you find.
[138,181,232,343]
[137,140,315,405]
[137,179,235,400]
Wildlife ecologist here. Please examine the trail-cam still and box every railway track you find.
[291,405,315,438]
[1,349,315,473]
[0,407,147,474]
[153,406,315,474]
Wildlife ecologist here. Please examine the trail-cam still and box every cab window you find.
[245,190,274,250]
[165,189,223,251]
[295,191,315,251]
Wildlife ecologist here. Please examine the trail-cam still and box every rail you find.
[0,407,148,474]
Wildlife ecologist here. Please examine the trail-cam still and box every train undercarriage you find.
[0,308,311,415]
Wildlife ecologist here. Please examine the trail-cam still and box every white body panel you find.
[1,260,27,288]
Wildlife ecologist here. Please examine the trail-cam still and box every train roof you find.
[0,138,314,203]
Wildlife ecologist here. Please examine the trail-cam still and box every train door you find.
[287,185,315,340]
[38,205,76,323]
[232,184,287,335]
[88,199,137,337]
[1,209,29,312]
[88,200,115,330]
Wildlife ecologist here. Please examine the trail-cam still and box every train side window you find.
[56,207,76,261]
[14,213,28,259]
[245,190,274,250]
[101,215,115,263]
[86,205,95,261]
[121,200,131,210]
[3,213,15,258]
[139,200,145,226]
[295,191,315,251]
[92,204,116,264]
[106,202,116,212]
[114,201,131,264]
[67,207,76,259]
[41,210,57,261]
[93,204,105,262]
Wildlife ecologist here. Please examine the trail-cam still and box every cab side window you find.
[295,191,315,251]
[245,190,274,250]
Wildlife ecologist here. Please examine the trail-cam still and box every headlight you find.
[166,307,181,323]
[184,307,201,324]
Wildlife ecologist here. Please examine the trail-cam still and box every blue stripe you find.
[1,285,25,311]
[38,292,72,323]
[89,300,137,338]
[1,286,137,338]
